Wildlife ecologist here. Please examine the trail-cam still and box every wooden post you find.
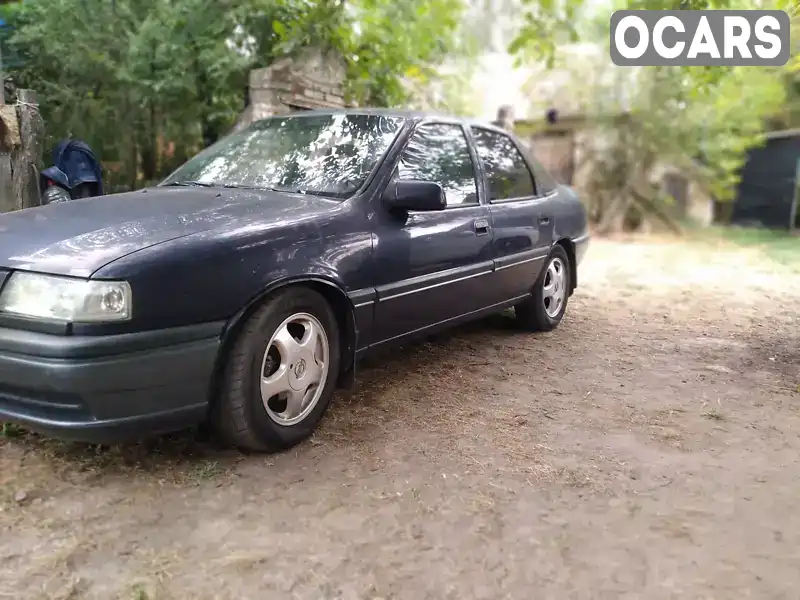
[0,38,12,210]
[0,39,5,105]
[0,155,12,212]
[0,92,12,210]
[11,89,44,209]
[0,87,45,213]
[789,158,800,231]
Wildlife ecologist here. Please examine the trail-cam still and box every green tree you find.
[7,0,466,191]
[257,0,467,107]
[7,0,247,187]
[510,0,794,232]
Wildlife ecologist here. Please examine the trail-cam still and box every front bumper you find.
[0,322,224,443]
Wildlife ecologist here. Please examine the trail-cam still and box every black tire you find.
[214,287,340,452]
[515,244,571,332]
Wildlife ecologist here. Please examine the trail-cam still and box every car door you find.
[470,126,556,300]
[369,121,495,346]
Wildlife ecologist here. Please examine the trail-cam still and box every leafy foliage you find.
[247,0,468,107]
[5,0,465,190]
[511,0,794,231]
[7,0,250,188]
[342,0,467,107]
[403,54,483,116]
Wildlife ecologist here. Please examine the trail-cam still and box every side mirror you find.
[383,180,447,212]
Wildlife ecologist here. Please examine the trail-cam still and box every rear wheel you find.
[515,244,570,332]
[214,287,340,452]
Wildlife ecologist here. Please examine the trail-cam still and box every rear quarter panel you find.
[551,185,588,241]
[550,185,590,272]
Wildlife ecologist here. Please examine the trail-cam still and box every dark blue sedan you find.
[0,110,589,451]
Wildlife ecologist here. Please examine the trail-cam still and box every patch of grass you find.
[696,226,800,270]
[186,460,223,483]
[628,502,642,517]
[0,422,24,438]
[129,584,150,600]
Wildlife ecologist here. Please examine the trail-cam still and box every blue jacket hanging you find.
[40,139,104,195]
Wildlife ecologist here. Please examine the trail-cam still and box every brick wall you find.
[235,48,351,131]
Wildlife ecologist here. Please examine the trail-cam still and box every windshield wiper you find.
[163,181,253,190]
[164,181,346,198]
[162,180,215,188]
[273,187,349,199]
[304,190,349,199]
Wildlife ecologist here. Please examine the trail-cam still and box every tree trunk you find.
[631,189,685,235]
[189,37,217,149]
[128,134,138,191]
[201,119,216,149]
[140,46,159,181]
[596,193,633,234]
[140,101,158,182]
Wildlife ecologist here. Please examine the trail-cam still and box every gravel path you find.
[1,235,798,600]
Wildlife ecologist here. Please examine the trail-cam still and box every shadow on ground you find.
[0,312,531,478]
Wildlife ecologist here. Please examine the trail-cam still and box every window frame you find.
[469,125,550,205]
[393,118,484,210]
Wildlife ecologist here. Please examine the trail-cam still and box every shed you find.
[731,129,800,230]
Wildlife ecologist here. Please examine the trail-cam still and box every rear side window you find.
[471,127,536,201]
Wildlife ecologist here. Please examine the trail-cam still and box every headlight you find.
[0,272,132,322]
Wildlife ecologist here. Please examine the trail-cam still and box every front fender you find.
[215,274,359,394]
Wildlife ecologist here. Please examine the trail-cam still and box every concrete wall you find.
[513,114,716,228]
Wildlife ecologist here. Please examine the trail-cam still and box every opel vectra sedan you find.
[0,110,589,452]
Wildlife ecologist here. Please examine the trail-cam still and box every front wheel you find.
[214,287,340,452]
[515,245,570,332]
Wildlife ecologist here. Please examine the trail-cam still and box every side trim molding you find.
[372,260,494,303]
[494,249,549,272]
[351,247,553,306]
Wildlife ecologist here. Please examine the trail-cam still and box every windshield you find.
[161,113,405,198]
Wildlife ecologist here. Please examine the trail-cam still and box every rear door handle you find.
[474,218,490,236]
[539,216,551,226]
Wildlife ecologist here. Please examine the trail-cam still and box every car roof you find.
[268,108,510,135]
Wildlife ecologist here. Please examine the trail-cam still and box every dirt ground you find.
[1,235,798,600]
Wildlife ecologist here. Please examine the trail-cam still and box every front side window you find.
[397,123,478,207]
[471,127,536,201]
[162,114,404,199]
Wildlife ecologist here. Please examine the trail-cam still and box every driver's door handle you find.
[474,218,490,236]
[539,216,551,226]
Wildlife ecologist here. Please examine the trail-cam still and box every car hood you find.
[0,187,339,278]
